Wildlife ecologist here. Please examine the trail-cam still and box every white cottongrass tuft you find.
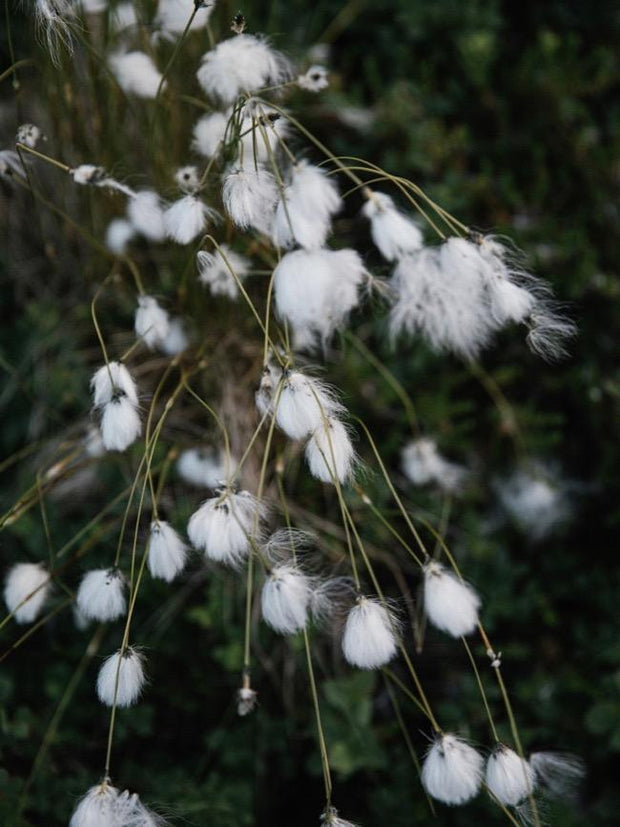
[423,561,480,637]
[100,394,142,451]
[16,123,43,149]
[362,191,423,261]
[485,744,534,807]
[261,564,313,635]
[76,568,126,622]
[109,51,164,99]
[222,165,279,233]
[197,244,250,299]
[187,490,264,566]
[192,111,229,159]
[305,418,356,485]
[342,596,398,669]
[160,317,190,355]
[176,447,236,488]
[69,781,120,827]
[155,0,214,37]
[127,191,167,242]
[237,102,289,166]
[421,733,484,805]
[273,248,367,349]
[197,34,290,106]
[105,218,135,254]
[496,463,568,541]
[135,296,170,349]
[33,0,75,67]
[164,195,214,245]
[4,562,50,624]
[275,372,343,440]
[147,521,188,582]
[91,361,139,407]
[529,752,585,799]
[96,647,146,707]
[271,161,342,250]
[297,65,329,92]
[402,437,468,493]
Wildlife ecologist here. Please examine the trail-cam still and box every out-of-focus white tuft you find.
[148,520,188,582]
[529,752,585,799]
[76,568,126,622]
[4,562,50,624]
[127,191,167,242]
[485,744,534,807]
[261,564,313,634]
[197,244,250,299]
[100,395,142,451]
[155,0,214,38]
[164,195,215,244]
[187,490,264,566]
[237,686,257,716]
[160,317,190,355]
[496,462,569,540]
[402,437,468,493]
[197,33,291,106]
[109,51,164,99]
[297,65,329,92]
[176,447,236,488]
[423,561,480,637]
[305,418,356,484]
[273,248,367,349]
[96,647,146,707]
[0,150,27,180]
[421,734,484,805]
[135,296,170,350]
[362,191,423,261]
[105,218,136,254]
[271,161,341,250]
[222,165,279,233]
[192,111,230,158]
[342,596,398,669]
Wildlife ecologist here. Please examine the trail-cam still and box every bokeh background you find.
[1,1,619,825]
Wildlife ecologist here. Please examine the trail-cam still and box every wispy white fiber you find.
[222,165,279,233]
[275,371,343,440]
[134,296,170,350]
[197,243,250,298]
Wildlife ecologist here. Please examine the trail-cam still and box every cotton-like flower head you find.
[109,51,164,99]
[127,191,167,242]
[155,0,214,38]
[305,418,356,485]
[69,781,120,827]
[96,647,146,707]
[273,248,367,349]
[192,111,230,159]
[176,446,236,488]
[16,123,43,149]
[197,33,290,106]
[271,161,342,250]
[423,561,480,638]
[274,371,343,440]
[101,394,142,451]
[174,165,201,193]
[164,194,215,244]
[342,596,398,669]
[496,462,569,541]
[422,734,484,805]
[402,437,468,493]
[106,218,136,254]
[238,101,289,166]
[222,165,279,233]
[148,520,188,582]
[297,65,329,92]
[197,243,250,299]
[362,190,423,261]
[187,489,264,566]
[4,562,50,624]
[485,744,534,807]
[91,361,139,408]
[76,568,126,622]
[237,686,257,716]
[529,752,585,799]
[134,296,170,350]
[261,564,313,635]
[321,805,359,826]
[33,0,75,66]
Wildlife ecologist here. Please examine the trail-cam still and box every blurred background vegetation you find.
[1,0,619,825]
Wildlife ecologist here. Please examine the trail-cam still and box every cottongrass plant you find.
[1,4,584,825]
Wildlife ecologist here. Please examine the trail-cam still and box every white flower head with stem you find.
[341,594,399,670]
[423,560,481,638]
[421,733,484,805]
[96,646,146,708]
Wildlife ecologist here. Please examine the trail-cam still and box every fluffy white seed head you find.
[96,647,146,707]
[423,561,480,637]
[76,568,126,622]
[155,0,214,36]
[192,111,229,159]
[362,191,423,261]
[421,734,484,805]
[197,243,250,299]
[127,191,167,242]
[160,317,190,355]
[91,361,138,408]
[485,745,534,807]
[275,372,343,440]
[342,596,398,669]
[402,437,468,493]
[176,447,236,488]
[197,34,290,106]
[222,165,279,233]
[261,564,312,635]
[3,562,50,624]
[297,65,329,92]
[135,296,170,349]
[16,123,43,149]
[109,51,164,99]
[148,521,188,582]
[305,418,356,485]
[164,195,214,244]
[105,218,135,254]
[187,490,263,566]
[33,0,75,67]
[100,395,142,452]
[496,463,568,540]
[69,782,120,827]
